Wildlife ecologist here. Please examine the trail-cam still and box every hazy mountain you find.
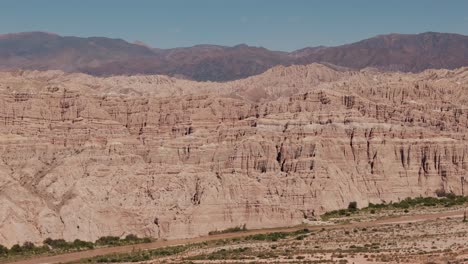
[0,32,157,72]
[0,31,467,80]
[296,32,468,72]
[87,44,293,81]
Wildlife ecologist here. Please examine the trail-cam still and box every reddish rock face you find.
[0,64,468,246]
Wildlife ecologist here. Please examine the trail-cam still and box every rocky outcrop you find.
[0,65,468,246]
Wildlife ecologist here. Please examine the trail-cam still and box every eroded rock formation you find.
[1,64,468,246]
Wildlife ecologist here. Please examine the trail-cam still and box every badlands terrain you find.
[0,63,468,252]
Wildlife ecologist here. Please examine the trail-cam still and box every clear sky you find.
[1,0,467,51]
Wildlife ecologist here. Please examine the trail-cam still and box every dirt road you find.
[5,209,465,264]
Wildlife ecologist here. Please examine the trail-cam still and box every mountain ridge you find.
[0,31,467,81]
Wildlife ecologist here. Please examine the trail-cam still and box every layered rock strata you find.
[0,65,468,246]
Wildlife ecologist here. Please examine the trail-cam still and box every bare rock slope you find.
[1,64,468,246]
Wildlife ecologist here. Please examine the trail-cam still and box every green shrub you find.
[324,195,468,219]
[36,245,50,254]
[292,228,310,235]
[72,239,94,249]
[0,235,152,259]
[86,245,188,263]
[208,224,247,235]
[44,238,69,249]
[368,202,387,209]
[22,241,35,251]
[123,234,139,241]
[142,237,152,243]
[0,244,8,255]
[348,201,358,211]
[95,236,121,246]
[246,232,288,241]
[445,193,457,200]
[9,244,22,254]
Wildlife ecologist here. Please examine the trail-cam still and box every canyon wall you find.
[0,65,468,246]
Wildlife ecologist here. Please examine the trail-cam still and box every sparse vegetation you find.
[74,229,313,263]
[0,235,153,262]
[78,245,191,263]
[208,224,247,235]
[2,213,465,264]
[321,195,468,220]
[368,195,468,210]
[246,232,288,241]
[3,205,467,264]
[245,228,310,242]
[0,241,51,260]
[95,236,121,246]
[0,244,8,256]
[44,238,94,250]
[187,247,252,261]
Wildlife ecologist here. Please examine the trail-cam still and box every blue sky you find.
[1,0,467,51]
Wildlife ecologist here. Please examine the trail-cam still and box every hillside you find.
[0,32,467,80]
[0,64,467,246]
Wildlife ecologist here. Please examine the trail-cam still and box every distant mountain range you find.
[0,31,467,81]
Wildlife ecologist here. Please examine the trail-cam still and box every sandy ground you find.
[4,209,467,264]
[156,210,468,264]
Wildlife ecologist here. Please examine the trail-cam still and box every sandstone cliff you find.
[0,64,468,246]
